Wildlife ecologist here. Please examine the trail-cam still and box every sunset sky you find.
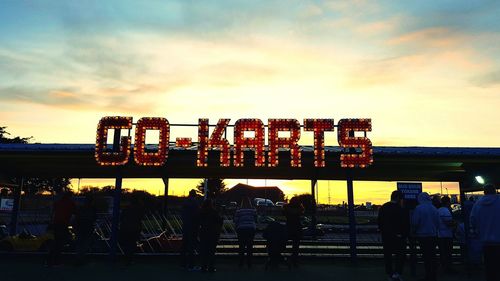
[1,1,499,203]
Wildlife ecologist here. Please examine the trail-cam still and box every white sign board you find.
[397,182,422,200]
[0,198,14,212]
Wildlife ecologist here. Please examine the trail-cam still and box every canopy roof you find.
[1,144,499,192]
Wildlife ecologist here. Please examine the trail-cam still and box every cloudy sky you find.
[1,1,499,202]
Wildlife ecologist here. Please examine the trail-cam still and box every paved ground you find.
[0,255,485,281]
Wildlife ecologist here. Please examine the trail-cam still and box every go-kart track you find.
[0,211,461,258]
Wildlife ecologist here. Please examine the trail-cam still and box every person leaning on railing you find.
[46,192,75,267]
[199,198,223,272]
[283,197,305,268]
[233,197,257,268]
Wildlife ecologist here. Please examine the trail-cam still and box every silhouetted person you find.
[263,221,288,269]
[470,184,500,281]
[75,194,97,265]
[199,198,223,272]
[378,190,408,281]
[181,189,201,270]
[118,193,145,265]
[438,196,455,273]
[432,195,441,209]
[462,195,475,262]
[412,192,439,281]
[464,196,474,211]
[283,197,304,267]
[234,197,257,268]
[462,197,475,228]
[47,192,76,267]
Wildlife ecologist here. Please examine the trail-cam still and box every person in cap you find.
[412,192,439,281]
[470,184,500,281]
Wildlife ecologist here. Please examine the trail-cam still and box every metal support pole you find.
[9,177,23,236]
[409,210,417,276]
[109,170,123,258]
[162,177,169,214]
[310,179,317,238]
[346,171,357,262]
[204,178,208,199]
[110,129,123,259]
[459,181,470,264]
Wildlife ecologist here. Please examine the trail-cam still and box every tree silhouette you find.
[0,126,32,144]
[0,126,71,194]
[22,178,72,195]
[196,178,227,198]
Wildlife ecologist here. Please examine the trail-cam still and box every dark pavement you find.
[0,255,485,281]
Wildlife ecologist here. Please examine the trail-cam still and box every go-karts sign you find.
[95,117,373,168]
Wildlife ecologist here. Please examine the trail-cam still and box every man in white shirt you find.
[438,196,454,273]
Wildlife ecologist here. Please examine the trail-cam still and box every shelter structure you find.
[1,143,500,260]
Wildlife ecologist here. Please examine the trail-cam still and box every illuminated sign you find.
[95,117,373,168]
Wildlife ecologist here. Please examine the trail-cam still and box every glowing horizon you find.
[70,178,459,205]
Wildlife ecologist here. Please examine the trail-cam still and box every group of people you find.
[378,184,500,281]
[46,192,146,266]
[181,190,305,272]
[46,189,306,271]
[180,189,223,272]
[46,192,97,266]
[262,196,305,268]
[44,185,499,280]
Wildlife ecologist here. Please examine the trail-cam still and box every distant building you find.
[221,183,285,204]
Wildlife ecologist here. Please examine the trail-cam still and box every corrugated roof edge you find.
[0,144,500,156]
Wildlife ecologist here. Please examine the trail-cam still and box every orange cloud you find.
[355,17,400,35]
[387,27,464,48]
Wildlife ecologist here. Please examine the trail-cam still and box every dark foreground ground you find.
[0,255,485,281]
